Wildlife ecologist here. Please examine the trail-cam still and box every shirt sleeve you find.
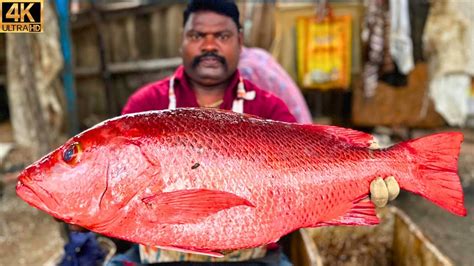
[121,83,167,115]
[259,91,297,123]
[268,97,298,123]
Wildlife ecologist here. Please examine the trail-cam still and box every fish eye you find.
[63,142,81,164]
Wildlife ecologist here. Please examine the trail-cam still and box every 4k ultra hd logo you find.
[0,0,43,32]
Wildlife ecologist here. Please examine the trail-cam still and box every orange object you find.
[296,11,352,89]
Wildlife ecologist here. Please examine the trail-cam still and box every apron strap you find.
[168,76,176,110]
[232,77,255,114]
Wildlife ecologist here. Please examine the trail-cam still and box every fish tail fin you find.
[394,132,466,216]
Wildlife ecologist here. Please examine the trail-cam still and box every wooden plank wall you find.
[71,2,275,129]
[352,64,444,128]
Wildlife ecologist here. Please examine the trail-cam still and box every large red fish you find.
[16,108,466,256]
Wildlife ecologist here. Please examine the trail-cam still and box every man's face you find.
[181,11,242,86]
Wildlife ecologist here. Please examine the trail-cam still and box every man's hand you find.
[370,176,400,207]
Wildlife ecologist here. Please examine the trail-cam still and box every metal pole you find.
[55,0,80,135]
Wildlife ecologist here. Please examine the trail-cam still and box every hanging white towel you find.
[423,1,471,126]
[430,74,470,127]
[453,1,474,76]
[389,0,414,74]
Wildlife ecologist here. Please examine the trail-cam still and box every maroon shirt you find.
[122,66,297,123]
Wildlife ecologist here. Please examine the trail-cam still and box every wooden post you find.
[6,34,51,158]
[125,16,139,61]
[150,10,165,58]
[6,1,65,158]
[91,2,117,116]
[165,5,184,57]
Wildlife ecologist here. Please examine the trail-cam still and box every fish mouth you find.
[16,178,58,216]
[17,179,44,206]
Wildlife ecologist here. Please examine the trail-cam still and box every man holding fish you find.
[113,0,400,264]
[16,0,410,265]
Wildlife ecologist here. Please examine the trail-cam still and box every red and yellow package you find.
[296,13,352,90]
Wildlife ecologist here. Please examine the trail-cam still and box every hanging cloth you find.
[362,0,387,98]
[389,0,414,74]
[423,0,471,126]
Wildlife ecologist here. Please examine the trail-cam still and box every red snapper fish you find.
[16,108,466,257]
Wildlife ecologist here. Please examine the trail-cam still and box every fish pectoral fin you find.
[141,189,255,224]
[155,244,224,258]
[318,199,379,226]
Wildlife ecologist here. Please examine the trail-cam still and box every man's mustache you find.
[192,52,227,68]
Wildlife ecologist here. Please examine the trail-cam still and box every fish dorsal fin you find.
[318,199,379,226]
[141,189,255,224]
[211,108,263,120]
[154,244,224,258]
[300,124,378,148]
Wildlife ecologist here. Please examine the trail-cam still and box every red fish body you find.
[16,108,466,256]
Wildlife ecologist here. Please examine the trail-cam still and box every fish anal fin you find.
[155,244,224,258]
[301,124,377,148]
[141,189,255,224]
[319,200,379,226]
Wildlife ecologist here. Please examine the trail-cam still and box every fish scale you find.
[16,108,466,256]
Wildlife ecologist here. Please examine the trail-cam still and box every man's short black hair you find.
[183,0,242,30]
